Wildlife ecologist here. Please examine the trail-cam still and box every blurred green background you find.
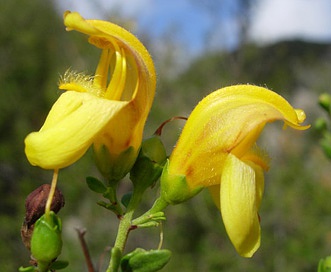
[1,0,331,271]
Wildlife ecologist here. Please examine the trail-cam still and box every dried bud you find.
[21,184,65,251]
[24,184,65,227]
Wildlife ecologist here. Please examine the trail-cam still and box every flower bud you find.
[130,136,167,190]
[31,212,62,267]
[319,93,331,113]
[315,117,328,132]
[321,134,331,160]
[318,256,331,272]
[160,161,203,205]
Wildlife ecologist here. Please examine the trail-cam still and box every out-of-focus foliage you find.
[0,0,62,270]
[315,93,331,160]
[1,1,331,271]
[319,255,331,272]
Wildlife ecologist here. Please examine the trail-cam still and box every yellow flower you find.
[161,85,309,257]
[24,12,156,180]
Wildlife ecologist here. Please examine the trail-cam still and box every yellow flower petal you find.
[63,11,156,106]
[25,12,157,173]
[168,85,309,189]
[63,11,156,163]
[248,160,264,210]
[220,153,262,257]
[208,157,264,212]
[93,102,143,154]
[25,91,127,169]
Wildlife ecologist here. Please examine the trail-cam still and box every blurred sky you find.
[56,0,331,55]
[249,0,331,44]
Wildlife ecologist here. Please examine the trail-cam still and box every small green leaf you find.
[49,260,69,270]
[103,187,115,200]
[121,248,145,272]
[321,134,331,160]
[96,201,122,216]
[86,176,107,193]
[18,266,36,272]
[121,192,132,208]
[136,221,161,228]
[97,201,115,211]
[133,211,166,228]
[121,248,171,272]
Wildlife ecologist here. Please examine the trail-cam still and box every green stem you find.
[106,210,134,272]
[106,186,144,272]
[106,185,124,216]
[132,197,169,226]
[37,261,50,272]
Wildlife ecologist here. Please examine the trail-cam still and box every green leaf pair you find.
[86,177,132,207]
[86,176,125,215]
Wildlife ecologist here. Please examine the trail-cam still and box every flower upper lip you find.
[24,11,156,171]
[167,85,310,188]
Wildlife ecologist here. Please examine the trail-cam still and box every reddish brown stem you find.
[76,228,95,272]
[154,116,187,136]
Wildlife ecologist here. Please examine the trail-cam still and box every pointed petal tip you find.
[283,108,310,130]
[63,11,97,34]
